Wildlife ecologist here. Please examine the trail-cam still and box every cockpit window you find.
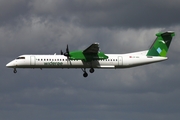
[16,57,25,59]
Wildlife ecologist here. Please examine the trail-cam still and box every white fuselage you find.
[6,50,167,69]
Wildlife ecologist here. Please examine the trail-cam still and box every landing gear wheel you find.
[89,68,94,73]
[13,69,17,73]
[81,68,88,77]
[83,72,88,77]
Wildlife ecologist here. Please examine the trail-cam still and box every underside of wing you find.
[83,43,99,54]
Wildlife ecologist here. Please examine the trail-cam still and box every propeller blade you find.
[64,44,70,57]
[66,45,69,54]
[61,50,63,55]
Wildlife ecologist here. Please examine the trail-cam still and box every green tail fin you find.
[146,31,175,57]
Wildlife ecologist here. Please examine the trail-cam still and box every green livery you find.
[63,43,109,62]
[69,50,108,61]
[146,31,175,57]
[44,62,63,66]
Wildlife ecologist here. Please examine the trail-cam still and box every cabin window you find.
[44,59,46,61]
[47,59,48,61]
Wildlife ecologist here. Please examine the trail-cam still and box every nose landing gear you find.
[13,68,17,73]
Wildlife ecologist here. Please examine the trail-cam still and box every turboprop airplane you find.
[6,31,175,77]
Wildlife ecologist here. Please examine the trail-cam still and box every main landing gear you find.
[81,68,94,78]
[13,68,17,73]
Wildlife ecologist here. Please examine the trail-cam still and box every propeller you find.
[64,45,72,65]
[60,45,70,56]
[64,45,70,57]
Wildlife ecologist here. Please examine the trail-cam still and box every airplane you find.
[6,31,175,77]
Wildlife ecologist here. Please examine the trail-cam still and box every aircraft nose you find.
[6,61,15,68]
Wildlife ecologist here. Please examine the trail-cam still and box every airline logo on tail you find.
[146,31,175,57]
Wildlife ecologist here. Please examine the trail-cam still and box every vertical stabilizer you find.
[146,31,175,57]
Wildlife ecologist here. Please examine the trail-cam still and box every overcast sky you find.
[1,0,180,120]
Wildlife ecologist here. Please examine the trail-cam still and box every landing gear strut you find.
[13,68,17,73]
[81,68,88,77]
[81,68,95,77]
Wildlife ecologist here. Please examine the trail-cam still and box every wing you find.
[83,43,99,54]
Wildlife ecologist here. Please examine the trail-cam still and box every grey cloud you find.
[28,0,180,28]
[0,0,29,25]
[1,0,180,28]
